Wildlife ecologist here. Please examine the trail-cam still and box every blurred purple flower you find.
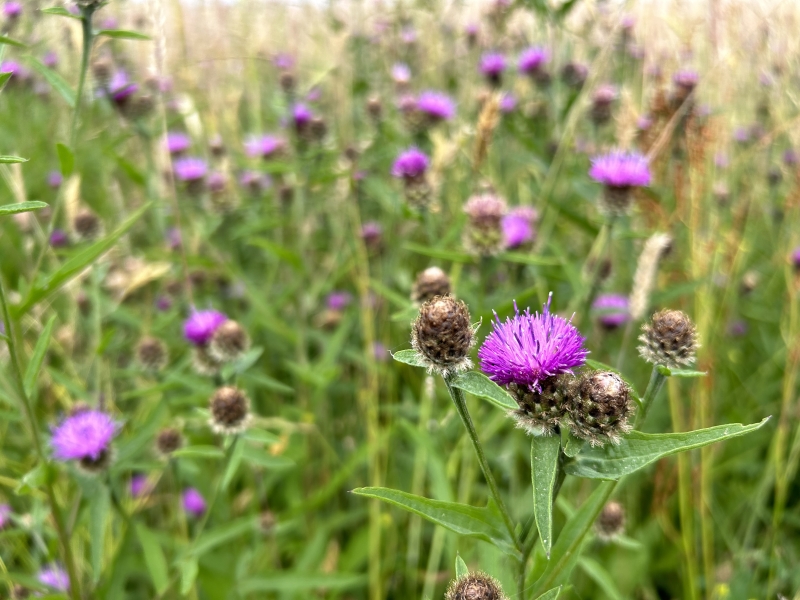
[48,171,63,188]
[792,246,800,269]
[239,170,271,193]
[401,26,417,44]
[244,134,285,159]
[43,51,59,68]
[727,320,748,337]
[306,86,322,102]
[733,127,750,143]
[50,229,69,248]
[166,227,181,250]
[391,147,429,179]
[636,115,653,131]
[100,16,118,29]
[480,52,506,80]
[518,47,549,75]
[3,2,21,18]
[0,60,27,79]
[108,70,138,103]
[373,341,388,362]
[784,149,798,166]
[391,63,411,85]
[673,69,699,90]
[130,474,152,498]
[183,488,206,517]
[292,103,313,130]
[326,291,352,311]
[592,294,630,329]
[416,91,455,121]
[714,152,729,168]
[165,132,191,155]
[361,221,382,243]
[589,151,651,188]
[184,309,227,345]
[499,93,517,113]
[0,504,10,529]
[207,171,227,194]
[155,295,172,312]
[273,53,295,70]
[173,157,207,183]
[478,294,588,391]
[51,410,117,462]
[38,565,69,593]
[502,206,537,248]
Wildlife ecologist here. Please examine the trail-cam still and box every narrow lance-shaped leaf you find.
[136,525,169,594]
[531,435,561,557]
[0,35,26,48]
[24,315,57,398]
[0,201,48,217]
[90,483,110,583]
[0,155,28,164]
[449,371,517,411]
[455,555,469,579]
[28,58,76,108]
[565,418,770,480]
[534,587,562,600]
[96,29,152,41]
[391,349,427,368]
[352,487,520,558]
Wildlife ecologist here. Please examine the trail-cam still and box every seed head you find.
[209,386,252,434]
[411,267,452,304]
[411,296,476,376]
[156,427,183,456]
[445,572,507,600]
[596,501,626,541]
[638,309,699,369]
[208,320,250,363]
[566,371,633,446]
[136,337,168,371]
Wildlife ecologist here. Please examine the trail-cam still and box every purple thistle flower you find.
[51,410,117,462]
[244,134,285,159]
[207,171,227,194]
[478,293,588,391]
[155,295,172,312]
[100,17,119,29]
[589,151,652,188]
[361,221,382,242]
[502,206,537,249]
[391,147,429,179]
[783,148,798,166]
[183,488,206,517]
[791,246,800,270]
[391,63,411,85]
[47,170,63,188]
[108,70,138,103]
[499,93,517,113]
[0,60,27,79]
[636,115,653,131]
[326,291,352,311]
[173,157,207,183]
[130,474,152,498]
[480,52,506,78]
[592,294,630,329]
[184,309,227,346]
[416,91,456,121]
[3,2,21,17]
[674,69,698,89]
[273,53,295,70]
[518,47,549,75]
[43,51,59,68]
[733,126,750,143]
[0,504,10,529]
[165,132,191,155]
[239,170,271,193]
[292,103,313,131]
[38,564,69,592]
[306,86,322,102]
[50,229,69,248]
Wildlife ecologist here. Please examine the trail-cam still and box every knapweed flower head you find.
[183,488,206,517]
[108,70,138,103]
[411,266,451,304]
[391,62,411,85]
[411,295,476,377]
[592,294,630,329]
[3,2,21,17]
[361,221,383,251]
[184,309,228,346]
[589,151,651,188]
[518,47,549,75]
[43,51,59,68]
[273,53,295,70]
[129,474,152,498]
[673,69,699,90]
[48,170,63,188]
[566,370,633,446]
[51,410,117,469]
[209,320,250,362]
[209,386,252,434]
[596,501,626,541]
[292,103,313,130]
[326,291,352,311]
[479,294,588,392]
[445,571,507,600]
[0,60,27,79]
[173,156,208,183]
[502,206,537,249]
[792,246,800,270]
[463,192,508,256]
[499,93,516,113]
[38,564,69,592]
[244,134,285,159]
[391,147,429,180]
[638,309,698,369]
[0,503,10,529]
[416,91,456,122]
[480,52,506,84]
[49,229,69,248]
[165,131,191,155]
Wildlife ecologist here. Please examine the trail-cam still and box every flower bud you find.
[136,337,168,372]
[156,427,182,456]
[638,309,699,369]
[508,375,571,436]
[596,501,626,541]
[72,209,102,242]
[445,571,507,600]
[411,295,475,376]
[566,371,633,446]
[209,386,252,434]
[411,267,452,304]
[208,320,250,362]
[463,192,508,257]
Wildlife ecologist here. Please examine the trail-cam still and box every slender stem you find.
[0,280,82,600]
[444,376,521,552]
[71,6,96,147]
[635,367,667,429]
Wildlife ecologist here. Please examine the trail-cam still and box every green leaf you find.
[0,72,12,88]
[13,202,151,318]
[534,587,562,600]
[28,58,76,108]
[562,431,584,458]
[455,555,469,578]
[0,35,26,48]
[532,435,561,557]
[56,143,74,177]
[579,557,623,600]
[244,429,280,445]
[90,483,110,583]
[0,201,47,217]
[532,481,615,595]
[238,574,367,593]
[670,368,708,378]
[23,315,56,398]
[242,445,294,469]
[136,524,169,594]
[221,436,245,490]
[450,371,517,411]
[500,252,561,266]
[565,418,770,480]
[179,557,198,595]
[352,487,520,558]
[15,463,48,496]
[0,155,28,164]
[96,29,152,41]
[41,7,83,20]
[391,349,427,368]
[221,346,263,379]
[189,515,258,557]
[170,445,225,460]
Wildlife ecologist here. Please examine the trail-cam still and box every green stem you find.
[444,376,521,552]
[635,368,667,429]
[70,6,96,147]
[0,280,82,600]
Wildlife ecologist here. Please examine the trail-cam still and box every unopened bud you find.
[208,320,250,363]
[411,295,475,376]
[156,427,182,456]
[638,309,699,369]
[566,371,633,446]
[445,571,507,600]
[596,501,626,541]
[136,337,168,372]
[209,386,252,434]
[411,267,452,304]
